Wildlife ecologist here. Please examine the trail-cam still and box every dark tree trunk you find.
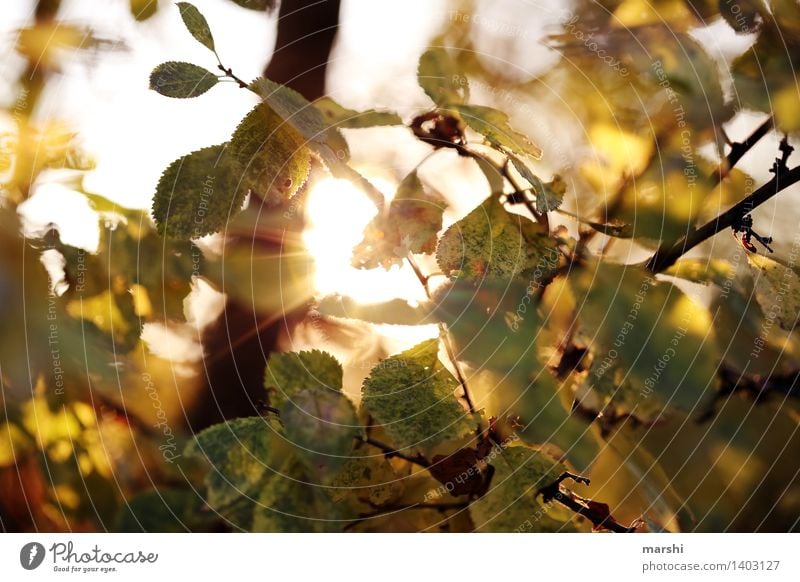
[265,0,342,100]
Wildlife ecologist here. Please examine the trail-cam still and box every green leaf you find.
[361,339,475,452]
[251,459,342,532]
[317,295,433,326]
[417,47,468,106]
[279,387,360,478]
[508,156,564,212]
[177,2,215,52]
[184,417,278,509]
[153,144,244,238]
[328,452,404,506]
[314,97,403,129]
[229,104,311,206]
[469,445,582,532]
[249,77,349,156]
[352,170,445,269]
[201,235,313,315]
[264,350,343,408]
[432,278,598,469]
[227,0,277,11]
[451,104,542,159]
[436,195,559,281]
[534,176,565,213]
[748,254,800,332]
[149,61,218,98]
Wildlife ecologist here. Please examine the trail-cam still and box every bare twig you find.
[646,164,800,272]
[406,253,480,420]
[646,117,784,273]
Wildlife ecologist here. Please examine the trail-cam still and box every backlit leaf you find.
[353,171,445,269]
[177,2,215,52]
[130,0,159,21]
[748,254,800,332]
[417,47,468,106]
[436,196,559,280]
[227,0,277,11]
[251,459,341,532]
[264,350,343,408]
[314,98,403,129]
[572,262,720,412]
[279,387,360,478]
[229,104,310,205]
[470,445,582,532]
[451,104,542,159]
[184,417,279,509]
[149,61,218,98]
[249,77,349,156]
[361,339,475,452]
[153,144,243,238]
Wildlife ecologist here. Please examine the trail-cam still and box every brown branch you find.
[553,489,639,533]
[217,64,248,89]
[645,118,783,273]
[646,163,800,273]
[539,472,638,533]
[718,117,774,181]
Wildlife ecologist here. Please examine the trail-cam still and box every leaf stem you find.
[406,254,481,423]
[217,63,248,89]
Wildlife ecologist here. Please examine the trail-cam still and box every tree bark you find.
[265,0,342,100]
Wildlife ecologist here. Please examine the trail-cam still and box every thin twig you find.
[718,116,774,181]
[646,117,780,272]
[646,163,800,272]
[406,253,480,420]
[217,64,248,89]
